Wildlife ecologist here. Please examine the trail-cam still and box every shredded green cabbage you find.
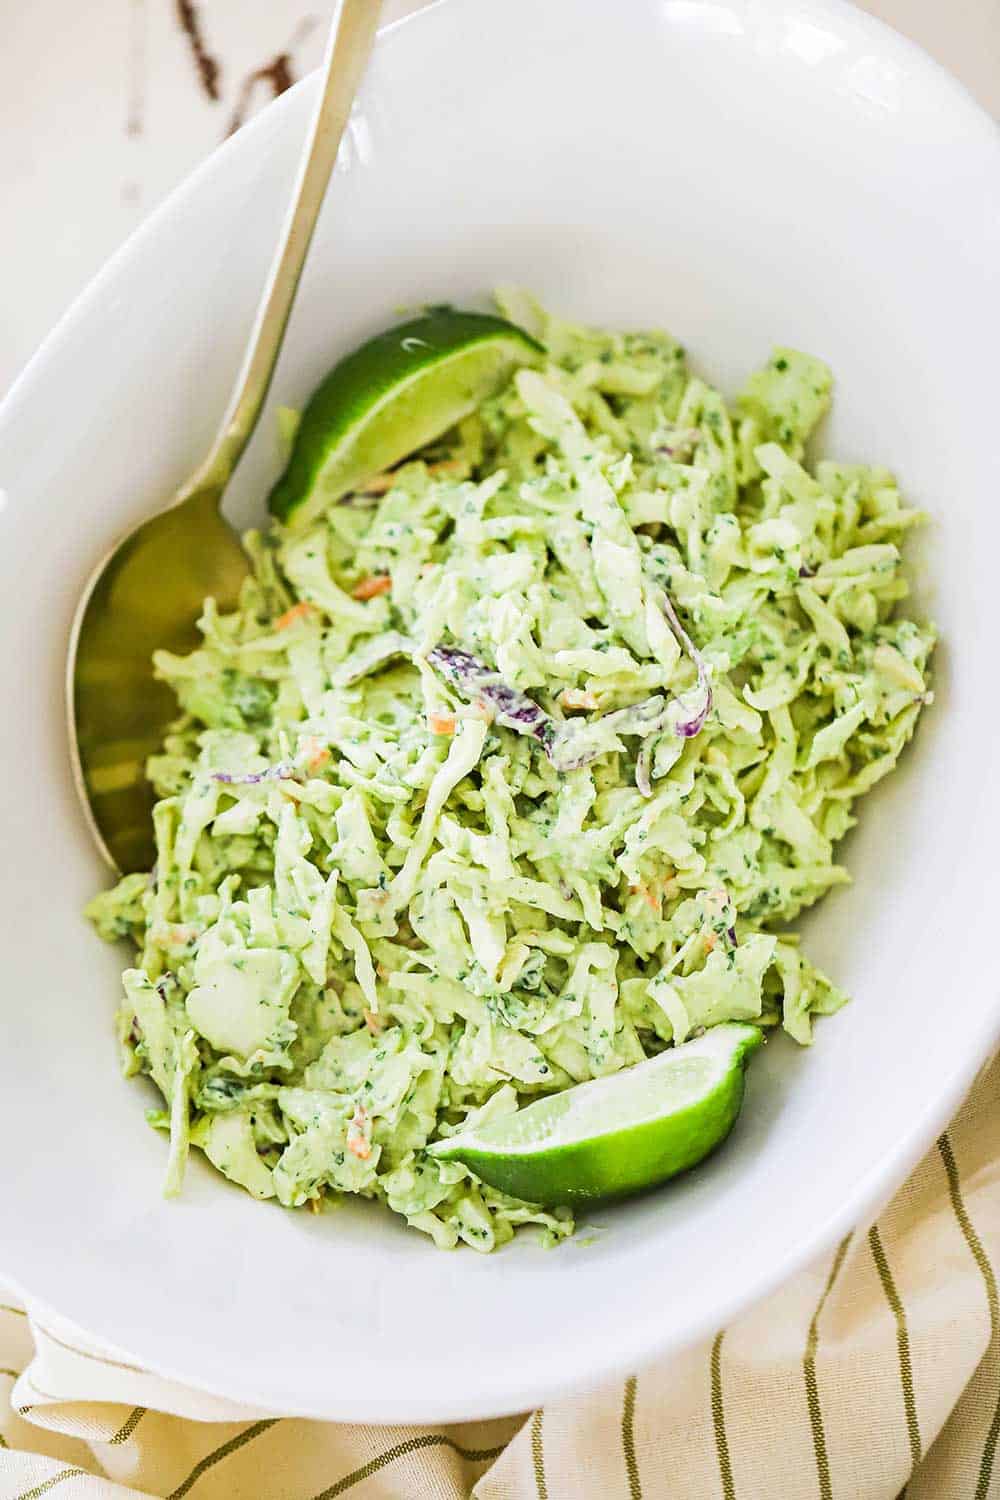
[87,296,935,1250]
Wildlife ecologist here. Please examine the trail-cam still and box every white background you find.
[1,0,998,395]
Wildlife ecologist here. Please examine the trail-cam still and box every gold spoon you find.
[67,0,381,875]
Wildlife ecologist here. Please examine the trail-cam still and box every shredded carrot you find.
[428,712,457,736]
[704,931,717,952]
[301,735,331,771]
[363,1009,385,1036]
[559,688,600,712]
[347,1104,372,1160]
[359,471,396,496]
[351,574,392,601]
[274,601,314,630]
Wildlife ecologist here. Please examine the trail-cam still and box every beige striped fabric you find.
[2,1053,999,1500]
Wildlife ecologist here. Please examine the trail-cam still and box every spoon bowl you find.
[65,0,380,873]
[68,489,248,871]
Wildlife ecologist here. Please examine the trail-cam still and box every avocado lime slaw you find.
[87,295,934,1251]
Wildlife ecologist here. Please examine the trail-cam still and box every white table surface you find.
[2,0,997,396]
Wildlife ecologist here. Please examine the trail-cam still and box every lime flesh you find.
[428,1023,763,1205]
[268,308,542,528]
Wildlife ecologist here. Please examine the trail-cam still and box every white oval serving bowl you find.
[1,0,998,1425]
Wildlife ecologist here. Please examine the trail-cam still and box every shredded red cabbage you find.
[548,694,668,773]
[427,647,556,751]
[428,645,668,774]
[211,762,297,786]
[657,590,712,738]
[428,592,711,788]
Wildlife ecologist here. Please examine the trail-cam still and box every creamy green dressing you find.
[87,295,935,1250]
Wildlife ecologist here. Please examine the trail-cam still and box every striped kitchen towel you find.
[2,1050,999,1500]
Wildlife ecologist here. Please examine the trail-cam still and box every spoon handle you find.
[178,0,382,504]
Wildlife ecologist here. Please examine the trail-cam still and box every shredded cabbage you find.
[86,297,935,1250]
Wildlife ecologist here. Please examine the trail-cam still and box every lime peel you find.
[428,1023,762,1205]
[268,308,543,527]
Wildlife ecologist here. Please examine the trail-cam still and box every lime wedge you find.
[428,1023,762,1205]
[268,308,543,528]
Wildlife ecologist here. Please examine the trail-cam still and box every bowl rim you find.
[2,0,998,429]
[2,0,1000,1425]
